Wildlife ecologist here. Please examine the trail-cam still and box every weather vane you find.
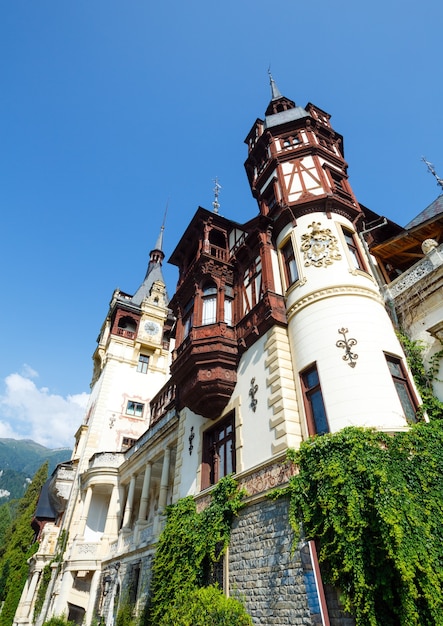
[422,157,443,191]
[212,177,221,214]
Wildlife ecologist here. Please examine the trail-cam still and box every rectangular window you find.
[122,437,137,450]
[301,364,329,435]
[282,239,299,287]
[342,227,366,271]
[137,354,149,374]
[183,298,194,338]
[385,354,418,423]
[224,298,233,326]
[126,401,144,418]
[202,413,235,489]
[202,285,217,325]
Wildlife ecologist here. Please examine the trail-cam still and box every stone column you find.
[138,462,152,522]
[77,486,93,536]
[85,570,101,625]
[158,448,171,510]
[52,569,73,617]
[104,485,120,537]
[122,475,136,529]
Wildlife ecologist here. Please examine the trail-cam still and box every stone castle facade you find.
[14,79,443,626]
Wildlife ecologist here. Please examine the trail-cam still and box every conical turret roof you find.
[131,226,168,305]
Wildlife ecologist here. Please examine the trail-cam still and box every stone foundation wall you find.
[229,497,355,626]
[229,497,314,625]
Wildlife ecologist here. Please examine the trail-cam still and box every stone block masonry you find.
[229,497,355,625]
[229,497,314,625]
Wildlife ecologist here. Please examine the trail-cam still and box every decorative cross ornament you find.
[189,426,195,455]
[336,328,358,368]
[249,378,258,412]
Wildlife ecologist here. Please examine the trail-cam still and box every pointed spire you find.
[268,68,282,100]
[146,207,167,277]
[153,224,165,255]
[131,211,168,306]
[264,71,299,117]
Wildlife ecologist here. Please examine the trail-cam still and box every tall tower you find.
[74,225,172,469]
[22,227,174,626]
[244,77,420,435]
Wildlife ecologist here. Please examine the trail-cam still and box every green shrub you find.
[115,600,136,626]
[158,585,252,626]
[42,616,75,626]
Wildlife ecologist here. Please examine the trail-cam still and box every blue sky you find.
[1,0,442,447]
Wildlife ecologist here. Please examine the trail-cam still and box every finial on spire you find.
[268,67,282,100]
[154,200,168,252]
[212,177,221,214]
[422,157,443,191]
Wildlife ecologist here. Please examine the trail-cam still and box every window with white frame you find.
[126,401,144,418]
[202,283,217,325]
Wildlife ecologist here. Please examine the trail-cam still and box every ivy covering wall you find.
[275,333,443,626]
[144,475,251,625]
[280,423,443,625]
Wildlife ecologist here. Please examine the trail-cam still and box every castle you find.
[14,79,443,626]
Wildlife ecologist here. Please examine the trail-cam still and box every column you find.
[77,486,93,536]
[138,462,152,523]
[52,569,73,619]
[122,475,136,529]
[85,570,101,626]
[104,485,120,537]
[158,448,171,510]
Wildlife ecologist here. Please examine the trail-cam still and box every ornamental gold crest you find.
[301,221,341,268]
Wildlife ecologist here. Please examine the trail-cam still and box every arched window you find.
[202,283,217,325]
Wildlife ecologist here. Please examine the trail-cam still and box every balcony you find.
[171,322,238,418]
[88,452,124,470]
[384,243,443,300]
[150,381,176,427]
[115,327,135,339]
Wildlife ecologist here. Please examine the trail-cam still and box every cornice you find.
[286,284,383,322]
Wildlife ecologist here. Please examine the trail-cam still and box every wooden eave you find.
[370,217,443,273]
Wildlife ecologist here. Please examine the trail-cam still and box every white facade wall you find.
[278,212,414,434]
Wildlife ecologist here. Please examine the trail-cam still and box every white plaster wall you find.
[289,292,411,432]
[176,334,289,498]
[78,342,170,470]
[175,408,206,499]
[278,213,382,304]
[235,335,278,470]
[84,492,110,541]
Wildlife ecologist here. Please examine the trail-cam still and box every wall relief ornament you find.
[336,327,358,368]
[301,221,341,268]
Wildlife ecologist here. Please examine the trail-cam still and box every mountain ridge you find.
[0,438,72,501]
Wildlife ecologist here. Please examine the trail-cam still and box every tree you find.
[0,462,48,626]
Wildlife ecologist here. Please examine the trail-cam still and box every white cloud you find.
[0,369,89,449]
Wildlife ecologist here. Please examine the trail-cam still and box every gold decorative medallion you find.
[301,221,341,268]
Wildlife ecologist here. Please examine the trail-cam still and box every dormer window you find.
[202,283,217,325]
